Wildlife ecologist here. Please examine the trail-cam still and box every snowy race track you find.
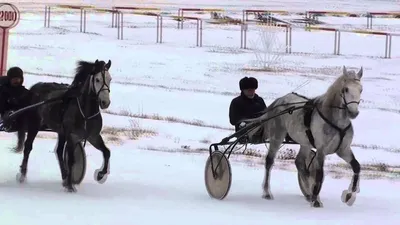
[0,138,399,225]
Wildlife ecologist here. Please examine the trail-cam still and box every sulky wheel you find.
[298,172,312,202]
[204,150,232,200]
[63,142,87,185]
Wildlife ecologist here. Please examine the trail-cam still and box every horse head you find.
[324,66,363,119]
[340,66,363,119]
[72,59,112,110]
[90,59,112,109]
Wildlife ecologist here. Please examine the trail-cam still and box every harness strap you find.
[76,96,100,148]
[316,107,352,152]
[303,99,316,148]
[305,107,351,171]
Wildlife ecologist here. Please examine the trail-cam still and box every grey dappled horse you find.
[14,60,112,192]
[244,66,363,208]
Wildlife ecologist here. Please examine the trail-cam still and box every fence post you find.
[388,34,392,58]
[44,6,51,27]
[334,30,338,54]
[196,19,199,46]
[289,27,292,53]
[117,11,124,40]
[83,9,87,33]
[157,15,163,43]
[80,8,83,32]
[121,12,124,39]
[240,23,248,49]
[366,13,372,29]
[160,16,163,43]
[200,19,203,47]
[285,26,292,53]
[44,6,47,27]
[385,34,392,58]
[336,30,341,55]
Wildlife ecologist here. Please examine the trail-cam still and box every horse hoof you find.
[305,195,312,202]
[16,173,26,183]
[62,179,68,187]
[311,200,323,208]
[341,190,356,206]
[262,193,274,200]
[10,146,23,153]
[64,185,77,193]
[94,169,108,184]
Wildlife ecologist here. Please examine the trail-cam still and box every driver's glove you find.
[238,121,246,129]
[0,110,14,131]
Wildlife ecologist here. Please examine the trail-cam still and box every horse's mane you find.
[316,69,359,108]
[71,60,94,86]
[71,60,105,86]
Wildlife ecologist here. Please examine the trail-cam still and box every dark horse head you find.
[72,59,112,109]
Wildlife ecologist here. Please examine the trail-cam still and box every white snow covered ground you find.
[1,0,400,224]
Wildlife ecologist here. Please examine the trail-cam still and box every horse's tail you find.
[12,130,25,153]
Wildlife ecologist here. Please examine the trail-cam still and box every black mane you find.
[72,60,105,86]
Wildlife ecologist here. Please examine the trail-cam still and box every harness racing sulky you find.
[0,59,113,193]
[205,66,363,208]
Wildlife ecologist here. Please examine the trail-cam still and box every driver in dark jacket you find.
[0,67,33,131]
[229,76,267,143]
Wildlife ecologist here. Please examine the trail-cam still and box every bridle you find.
[331,78,362,111]
[90,67,110,99]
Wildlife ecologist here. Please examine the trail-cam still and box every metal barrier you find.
[306,26,398,58]
[305,26,341,54]
[172,15,203,46]
[367,12,400,29]
[43,4,93,32]
[306,10,400,29]
[112,7,162,42]
[242,9,290,23]
[41,5,399,57]
[177,8,223,29]
[90,8,119,29]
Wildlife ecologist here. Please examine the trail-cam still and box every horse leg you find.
[54,134,68,184]
[309,151,325,208]
[262,133,286,200]
[12,130,26,153]
[64,135,77,192]
[337,148,360,206]
[88,134,111,184]
[16,128,39,183]
[295,145,313,202]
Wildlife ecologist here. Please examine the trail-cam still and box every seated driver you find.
[229,76,267,144]
[0,67,32,131]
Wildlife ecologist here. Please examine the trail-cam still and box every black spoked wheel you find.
[63,142,87,185]
[204,150,232,200]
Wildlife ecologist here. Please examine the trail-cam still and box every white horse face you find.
[342,66,363,119]
[92,60,112,109]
